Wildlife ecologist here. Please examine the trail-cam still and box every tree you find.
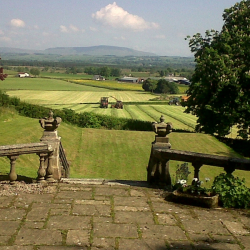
[30,68,40,77]
[184,0,250,138]
[155,79,179,94]
[99,66,111,78]
[110,68,121,77]
[142,78,179,94]
[142,78,158,93]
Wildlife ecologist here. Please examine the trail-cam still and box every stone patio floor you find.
[0,178,250,250]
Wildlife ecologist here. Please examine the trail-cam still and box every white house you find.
[18,72,30,78]
[93,75,105,81]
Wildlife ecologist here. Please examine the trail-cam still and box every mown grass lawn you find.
[2,77,238,137]
[0,77,110,91]
[0,108,249,187]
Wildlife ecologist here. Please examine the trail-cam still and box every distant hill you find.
[0,45,156,57]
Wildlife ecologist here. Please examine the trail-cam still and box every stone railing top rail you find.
[0,142,53,157]
[152,147,250,170]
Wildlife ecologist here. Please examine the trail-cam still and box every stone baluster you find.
[37,153,47,182]
[192,162,203,184]
[46,151,54,181]
[7,155,19,184]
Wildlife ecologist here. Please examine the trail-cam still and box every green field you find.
[0,107,247,187]
[2,77,239,137]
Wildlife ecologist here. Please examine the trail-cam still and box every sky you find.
[0,0,239,56]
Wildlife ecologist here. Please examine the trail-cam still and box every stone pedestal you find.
[40,131,61,181]
[147,115,173,186]
[39,111,62,181]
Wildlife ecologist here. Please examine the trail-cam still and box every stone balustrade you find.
[152,147,250,182]
[147,115,250,187]
[148,147,250,186]
[0,142,53,184]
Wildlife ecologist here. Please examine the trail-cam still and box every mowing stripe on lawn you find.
[137,105,192,130]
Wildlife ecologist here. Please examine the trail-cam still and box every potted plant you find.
[166,163,218,208]
[170,177,219,208]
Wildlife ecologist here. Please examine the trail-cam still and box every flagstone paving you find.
[0,179,249,250]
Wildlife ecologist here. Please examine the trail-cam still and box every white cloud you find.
[92,2,159,31]
[10,19,25,28]
[60,25,69,33]
[69,25,79,32]
[0,30,4,35]
[60,25,81,33]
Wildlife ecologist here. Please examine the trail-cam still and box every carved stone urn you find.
[39,110,62,181]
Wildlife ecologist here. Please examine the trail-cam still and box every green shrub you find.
[212,173,250,208]
[0,91,153,131]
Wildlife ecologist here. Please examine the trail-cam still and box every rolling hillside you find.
[0,45,156,57]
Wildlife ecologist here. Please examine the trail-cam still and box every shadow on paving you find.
[0,174,34,183]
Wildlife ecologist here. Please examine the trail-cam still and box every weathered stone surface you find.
[22,221,44,229]
[156,213,177,225]
[0,197,14,208]
[194,242,241,250]
[15,193,54,203]
[210,235,237,243]
[38,247,88,250]
[223,220,250,235]
[130,189,145,197]
[0,236,10,244]
[114,196,149,207]
[167,240,193,250]
[152,201,191,214]
[0,181,249,249]
[193,209,236,221]
[0,208,25,221]
[75,199,109,205]
[181,219,230,235]
[237,236,250,249]
[66,230,89,246]
[47,215,91,230]
[93,222,138,238]
[119,238,167,250]
[15,229,62,245]
[59,185,92,191]
[56,191,92,200]
[26,206,49,221]
[92,237,115,249]
[50,208,71,216]
[72,204,111,216]
[95,187,129,196]
[0,246,34,250]
[115,211,154,224]
[115,205,150,212]
[0,221,20,235]
[141,225,187,240]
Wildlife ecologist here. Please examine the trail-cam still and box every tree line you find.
[142,78,179,94]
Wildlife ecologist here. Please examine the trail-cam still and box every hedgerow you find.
[0,90,152,131]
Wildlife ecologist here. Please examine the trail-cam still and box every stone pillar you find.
[39,111,62,181]
[147,115,173,186]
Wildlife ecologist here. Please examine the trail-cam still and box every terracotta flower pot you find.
[170,190,219,208]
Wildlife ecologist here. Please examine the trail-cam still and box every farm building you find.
[18,72,30,78]
[118,77,139,83]
[93,75,105,81]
